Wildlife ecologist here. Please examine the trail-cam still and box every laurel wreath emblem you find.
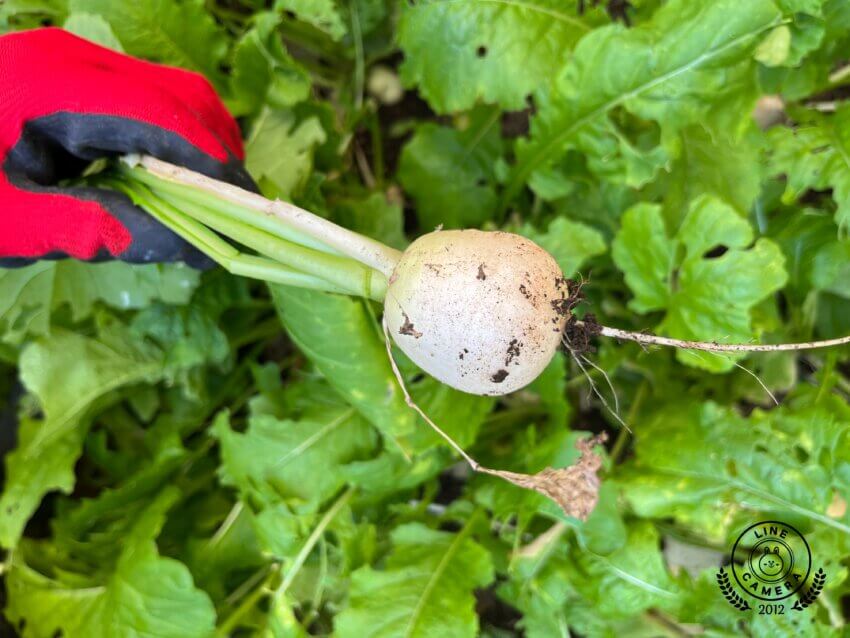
[716,567,751,611]
[791,568,826,611]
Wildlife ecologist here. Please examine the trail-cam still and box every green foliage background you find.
[1,0,850,635]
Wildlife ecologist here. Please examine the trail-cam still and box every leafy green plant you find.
[1,0,849,636]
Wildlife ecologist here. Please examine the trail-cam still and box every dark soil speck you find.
[491,369,509,383]
[505,339,522,366]
[563,312,602,354]
[399,312,423,338]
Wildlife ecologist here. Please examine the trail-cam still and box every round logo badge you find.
[731,521,812,601]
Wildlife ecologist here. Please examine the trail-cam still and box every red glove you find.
[0,28,255,266]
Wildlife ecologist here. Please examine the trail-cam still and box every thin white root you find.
[382,315,480,469]
[561,333,631,433]
[592,324,850,353]
[733,360,780,406]
[580,355,621,417]
[134,155,403,277]
[686,349,780,407]
[381,317,607,520]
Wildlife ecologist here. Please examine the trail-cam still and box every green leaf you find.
[610,203,677,314]
[572,521,678,617]
[0,262,56,344]
[5,489,216,638]
[68,0,229,86]
[0,261,199,345]
[756,24,792,66]
[333,192,408,251]
[335,522,494,638]
[0,0,68,30]
[250,504,307,559]
[0,297,230,549]
[527,351,572,429]
[51,436,190,564]
[343,448,448,499]
[275,0,346,41]
[612,196,788,372]
[768,105,850,230]
[346,0,387,37]
[55,262,199,320]
[270,286,415,446]
[0,327,163,548]
[758,0,850,99]
[578,482,628,556]
[499,521,675,637]
[618,393,850,542]
[398,0,590,112]
[678,566,843,635]
[769,208,839,297]
[246,108,327,199]
[398,118,503,229]
[403,376,493,451]
[230,12,311,116]
[0,415,87,550]
[662,125,763,223]
[810,239,850,297]
[262,595,311,638]
[213,408,377,509]
[509,0,780,200]
[62,12,123,49]
[130,303,230,380]
[773,0,830,66]
[518,217,606,278]
[185,501,267,601]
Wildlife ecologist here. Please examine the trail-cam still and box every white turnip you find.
[383,229,569,395]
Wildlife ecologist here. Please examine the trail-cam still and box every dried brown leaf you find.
[479,433,607,520]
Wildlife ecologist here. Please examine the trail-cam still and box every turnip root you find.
[384,229,568,395]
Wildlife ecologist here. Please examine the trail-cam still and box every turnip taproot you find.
[114,155,850,519]
[384,229,569,395]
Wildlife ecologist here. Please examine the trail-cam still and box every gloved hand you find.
[0,28,255,267]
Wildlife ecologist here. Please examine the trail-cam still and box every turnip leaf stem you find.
[150,190,386,300]
[122,155,402,276]
[111,179,379,298]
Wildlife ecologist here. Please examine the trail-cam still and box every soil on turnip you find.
[398,312,423,338]
[491,369,509,383]
[505,339,522,366]
[557,278,602,355]
[564,312,602,355]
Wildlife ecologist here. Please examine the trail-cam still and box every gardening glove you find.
[0,27,256,267]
